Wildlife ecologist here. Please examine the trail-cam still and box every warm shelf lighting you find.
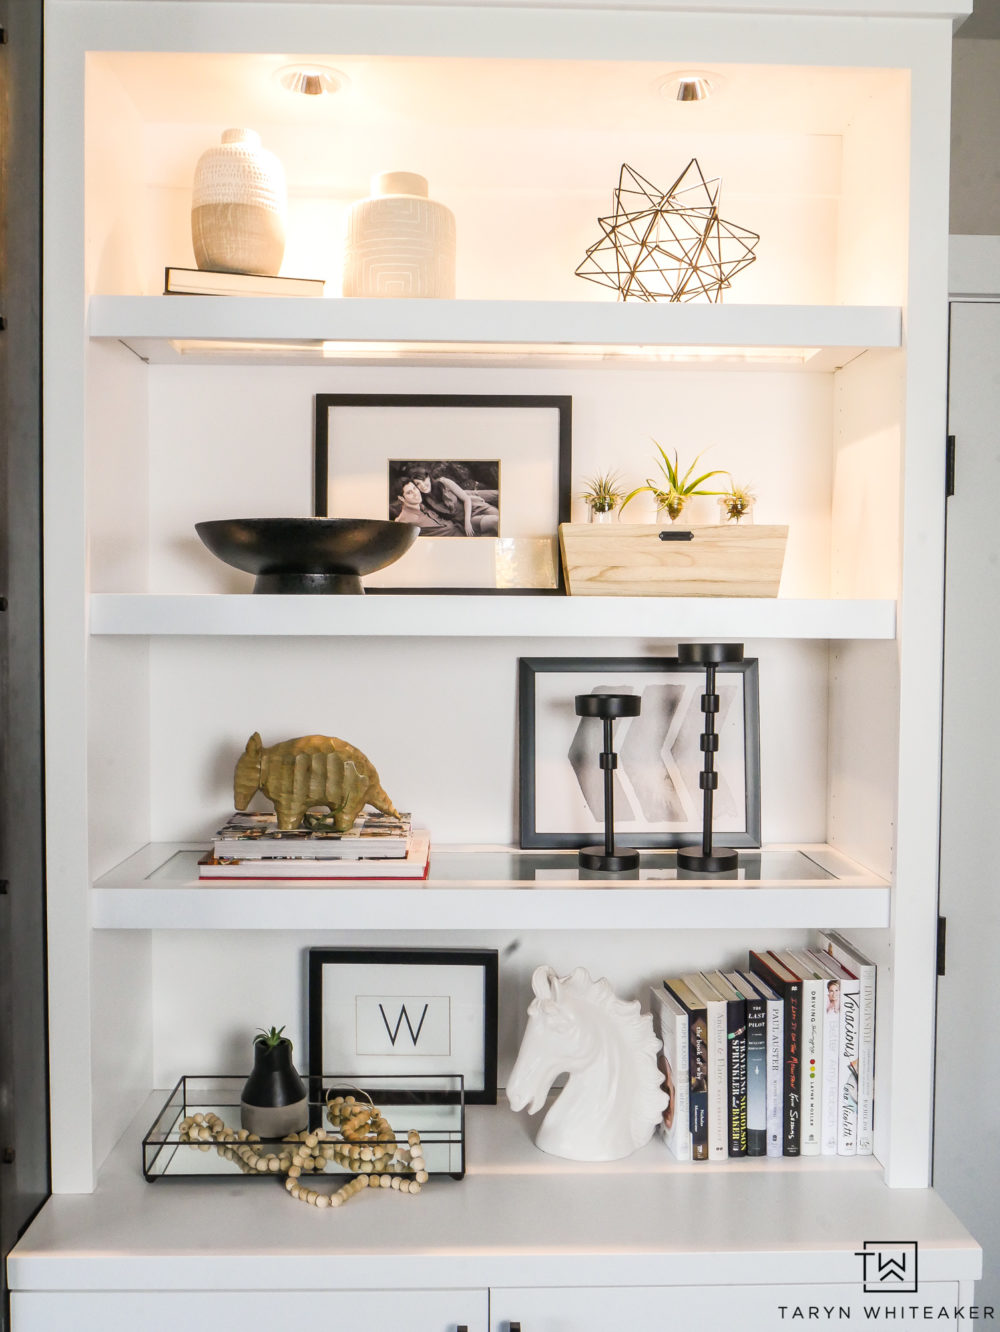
[167,338,819,365]
[273,64,349,97]
[658,69,724,102]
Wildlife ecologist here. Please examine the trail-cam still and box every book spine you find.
[749,954,800,1157]
[784,981,802,1156]
[799,977,823,1156]
[725,998,747,1158]
[765,997,784,1157]
[819,979,840,1156]
[854,965,876,1155]
[670,1009,691,1163]
[688,1011,709,1162]
[744,994,767,1156]
[650,995,690,1163]
[704,1000,728,1161]
[837,983,861,1155]
[820,933,876,1155]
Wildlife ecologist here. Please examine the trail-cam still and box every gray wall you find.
[951,36,1000,234]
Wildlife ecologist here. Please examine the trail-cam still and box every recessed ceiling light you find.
[273,64,349,97]
[658,70,724,103]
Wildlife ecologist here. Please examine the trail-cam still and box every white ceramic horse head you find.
[506,964,669,1162]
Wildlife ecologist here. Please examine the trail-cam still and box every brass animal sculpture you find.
[234,732,401,832]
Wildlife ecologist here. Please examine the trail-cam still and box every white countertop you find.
[8,1095,980,1293]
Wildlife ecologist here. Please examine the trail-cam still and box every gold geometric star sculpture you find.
[575,159,760,303]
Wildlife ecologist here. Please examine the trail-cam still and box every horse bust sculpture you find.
[506,964,669,1162]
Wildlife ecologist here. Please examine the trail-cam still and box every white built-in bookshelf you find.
[18,0,980,1327]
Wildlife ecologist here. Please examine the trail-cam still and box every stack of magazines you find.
[197,810,430,881]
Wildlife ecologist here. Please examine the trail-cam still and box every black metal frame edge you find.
[307,946,499,1105]
[313,393,572,595]
[517,654,761,850]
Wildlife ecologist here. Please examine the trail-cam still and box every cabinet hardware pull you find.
[658,529,694,541]
[456,1325,468,1331]
[510,1324,522,1331]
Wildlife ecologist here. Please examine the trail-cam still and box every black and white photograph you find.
[307,947,499,1104]
[518,656,761,849]
[314,393,572,591]
[387,459,500,537]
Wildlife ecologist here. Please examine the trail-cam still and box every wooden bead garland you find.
[177,1091,426,1209]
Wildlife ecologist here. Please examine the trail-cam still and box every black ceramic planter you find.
[240,1040,308,1136]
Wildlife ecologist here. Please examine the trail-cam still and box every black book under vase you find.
[240,1026,308,1136]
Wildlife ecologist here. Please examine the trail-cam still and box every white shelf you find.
[89,594,897,640]
[91,843,890,931]
[89,296,901,371]
[8,1092,978,1295]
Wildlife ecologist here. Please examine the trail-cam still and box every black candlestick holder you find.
[575,692,641,872]
[677,642,744,874]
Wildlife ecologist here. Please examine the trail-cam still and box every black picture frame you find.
[518,655,761,850]
[313,393,572,594]
[307,946,499,1104]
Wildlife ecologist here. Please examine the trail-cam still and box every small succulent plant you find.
[255,1024,292,1050]
[621,443,727,520]
[720,479,756,522]
[579,469,625,515]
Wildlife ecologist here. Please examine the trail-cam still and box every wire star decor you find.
[575,159,760,303]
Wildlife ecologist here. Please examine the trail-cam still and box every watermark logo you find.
[855,1241,919,1294]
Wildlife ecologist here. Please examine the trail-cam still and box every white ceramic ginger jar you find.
[342,171,456,298]
[191,128,287,276]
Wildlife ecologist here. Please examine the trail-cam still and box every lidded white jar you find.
[342,172,456,298]
[191,128,287,276]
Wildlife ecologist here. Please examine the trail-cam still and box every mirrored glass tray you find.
[143,1073,465,1181]
[146,846,838,884]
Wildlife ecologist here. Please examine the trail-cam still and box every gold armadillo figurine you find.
[234,732,401,832]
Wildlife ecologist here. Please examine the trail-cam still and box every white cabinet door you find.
[12,1289,487,1332]
[490,1284,968,1332]
[938,298,1000,1311]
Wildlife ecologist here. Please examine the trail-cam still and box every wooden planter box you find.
[558,523,788,597]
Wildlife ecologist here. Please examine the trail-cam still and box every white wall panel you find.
[141,363,835,597]
[146,636,828,845]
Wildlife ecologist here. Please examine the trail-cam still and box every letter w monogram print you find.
[379,1001,430,1047]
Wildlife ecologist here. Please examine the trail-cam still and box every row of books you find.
[650,930,875,1163]
[197,810,431,881]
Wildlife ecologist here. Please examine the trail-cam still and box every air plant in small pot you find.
[240,1024,309,1137]
[621,443,728,523]
[719,478,756,524]
[579,470,625,524]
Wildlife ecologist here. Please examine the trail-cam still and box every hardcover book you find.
[788,949,841,1156]
[817,930,876,1155]
[724,970,769,1156]
[773,950,823,1156]
[748,950,801,1157]
[212,810,412,860]
[164,266,326,298]
[199,831,430,880]
[680,972,730,1161]
[663,977,709,1162]
[649,985,691,1163]
[816,933,874,1153]
[807,947,861,1155]
[703,969,748,1158]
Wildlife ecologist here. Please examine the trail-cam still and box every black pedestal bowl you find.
[195,517,420,594]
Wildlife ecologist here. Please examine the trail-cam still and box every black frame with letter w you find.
[307,946,499,1104]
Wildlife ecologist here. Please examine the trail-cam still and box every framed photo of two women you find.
[314,393,572,593]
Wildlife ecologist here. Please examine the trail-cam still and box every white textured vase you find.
[342,171,456,298]
[191,128,287,276]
